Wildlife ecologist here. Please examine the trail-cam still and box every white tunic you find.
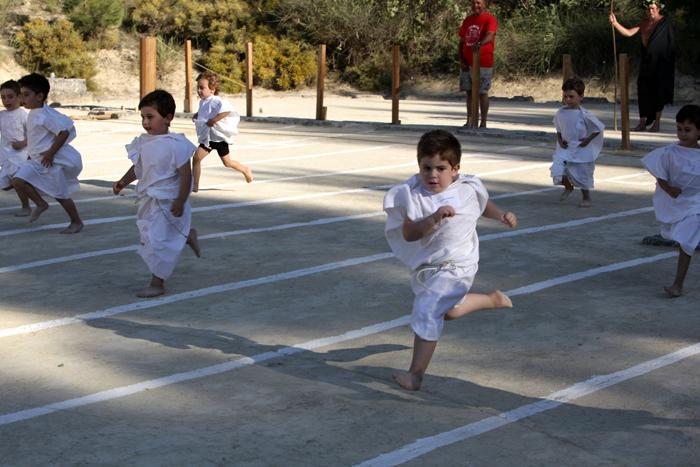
[127,133,197,279]
[384,174,489,340]
[642,143,700,256]
[0,108,28,188]
[194,95,239,146]
[550,106,605,189]
[13,105,82,198]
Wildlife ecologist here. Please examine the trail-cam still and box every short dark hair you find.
[562,77,585,97]
[675,104,700,128]
[417,129,461,167]
[196,71,220,95]
[138,89,176,118]
[0,80,21,95]
[18,73,50,100]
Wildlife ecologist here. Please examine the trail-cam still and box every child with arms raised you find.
[384,129,516,391]
[113,90,200,298]
[642,104,700,297]
[0,80,30,216]
[191,71,252,192]
[12,73,83,233]
[551,78,605,207]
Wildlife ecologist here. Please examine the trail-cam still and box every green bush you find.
[66,0,125,45]
[200,42,245,93]
[13,19,97,85]
[251,35,316,90]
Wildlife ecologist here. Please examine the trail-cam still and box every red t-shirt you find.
[459,12,497,68]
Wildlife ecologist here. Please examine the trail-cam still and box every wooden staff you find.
[611,0,619,131]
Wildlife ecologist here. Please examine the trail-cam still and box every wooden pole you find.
[611,0,619,130]
[468,52,480,128]
[246,42,253,117]
[184,39,192,113]
[316,44,326,120]
[619,53,631,150]
[562,54,574,83]
[391,45,400,125]
[139,36,157,98]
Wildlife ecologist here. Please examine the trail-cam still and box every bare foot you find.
[14,207,31,217]
[242,167,254,183]
[479,122,487,129]
[29,204,49,222]
[392,372,422,391]
[136,285,165,298]
[187,228,201,257]
[192,184,199,193]
[490,290,513,309]
[663,285,682,298]
[559,188,573,202]
[648,125,660,133]
[632,122,647,131]
[59,222,83,234]
[578,199,592,208]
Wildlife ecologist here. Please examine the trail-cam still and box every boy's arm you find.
[11,139,27,150]
[207,111,231,127]
[170,160,193,217]
[557,131,568,149]
[40,130,69,167]
[482,200,517,228]
[579,131,600,147]
[657,178,682,198]
[112,166,137,194]
[402,206,455,242]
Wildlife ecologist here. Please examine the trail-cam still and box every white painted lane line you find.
[356,320,694,467]
[0,251,679,426]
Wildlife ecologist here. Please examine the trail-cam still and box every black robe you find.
[637,17,676,123]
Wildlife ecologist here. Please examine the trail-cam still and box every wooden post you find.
[246,42,253,117]
[184,39,192,113]
[139,36,157,98]
[562,54,574,83]
[619,53,631,150]
[468,52,480,128]
[316,44,326,120]
[391,45,400,124]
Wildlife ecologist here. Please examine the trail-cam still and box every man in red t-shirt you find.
[458,0,497,128]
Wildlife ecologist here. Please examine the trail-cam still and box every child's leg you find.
[664,249,691,297]
[14,187,31,217]
[392,334,438,391]
[579,189,592,208]
[187,228,201,257]
[137,274,165,298]
[55,198,83,234]
[192,146,210,192]
[559,175,574,201]
[13,178,48,222]
[220,155,253,183]
[444,290,512,320]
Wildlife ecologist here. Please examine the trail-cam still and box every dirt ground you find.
[0,96,699,465]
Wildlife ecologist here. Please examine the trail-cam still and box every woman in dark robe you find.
[610,0,676,132]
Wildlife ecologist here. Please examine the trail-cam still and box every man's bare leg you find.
[648,111,662,132]
[187,228,201,257]
[479,93,489,128]
[664,249,691,298]
[633,117,647,131]
[444,290,512,321]
[13,179,48,222]
[221,155,253,183]
[56,198,83,234]
[393,335,437,391]
[137,274,165,298]
[192,147,209,192]
[579,189,592,208]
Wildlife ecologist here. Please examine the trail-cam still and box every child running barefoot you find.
[191,71,252,192]
[113,90,201,298]
[12,73,83,233]
[384,129,517,391]
[551,78,605,208]
[0,80,30,216]
[642,104,700,298]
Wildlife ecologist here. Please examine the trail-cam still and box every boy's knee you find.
[12,178,26,190]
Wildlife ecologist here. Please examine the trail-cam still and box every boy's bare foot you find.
[59,222,84,234]
[490,290,513,309]
[479,122,487,129]
[392,372,422,391]
[578,199,592,208]
[187,228,201,257]
[192,184,199,193]
[14,207,31,217]
[136,285,165,298]
[243,167,254,183]
[29,203,49,222]
[663,285,682,298]
[559,188,573,201]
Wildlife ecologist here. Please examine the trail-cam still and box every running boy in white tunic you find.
[0,80,30,216]
[112,90,201,298]
[12,73,83,233]
[551,78,605,207]
[191,71,252,192]
[642,104,700,297]
[384,129,516,391]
